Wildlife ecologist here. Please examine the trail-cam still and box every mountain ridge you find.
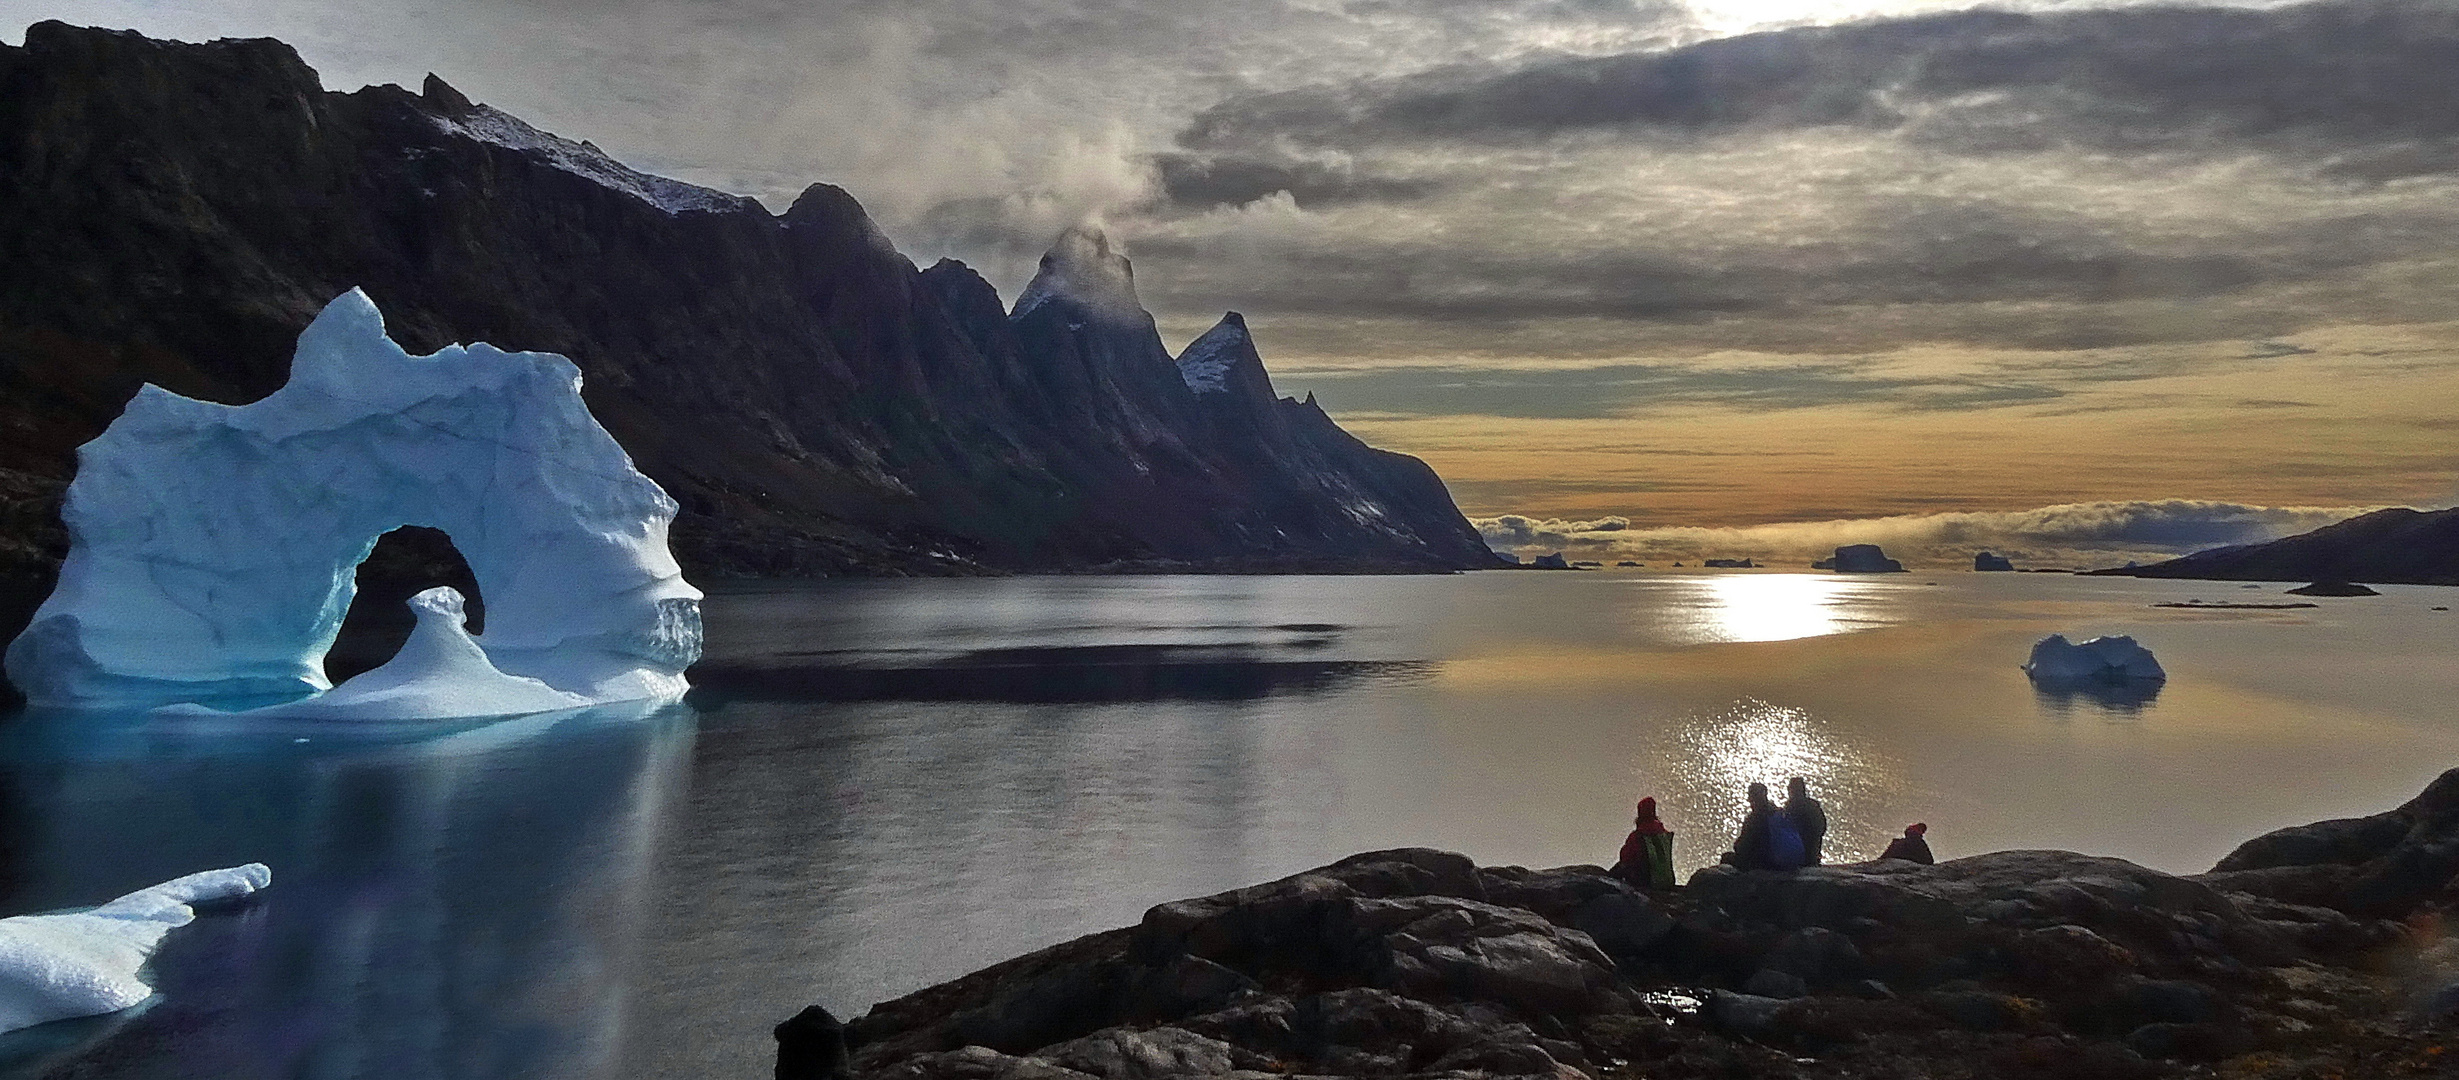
[2092,506,2459,585]
[0,22,1496,618]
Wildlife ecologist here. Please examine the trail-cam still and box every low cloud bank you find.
[1475,500,2382,569]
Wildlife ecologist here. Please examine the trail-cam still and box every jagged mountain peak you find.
[1012,225,1145,323]
[1177,312,1258,395]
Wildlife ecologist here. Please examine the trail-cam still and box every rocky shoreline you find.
[792,770,2459,1079]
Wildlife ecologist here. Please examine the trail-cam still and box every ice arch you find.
[4,289,702,712]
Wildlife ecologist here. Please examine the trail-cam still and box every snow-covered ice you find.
[1176,317,1246,395]
[4,289,702,714]
[0,864,269,1034]
[2022,634,2167,683]
[161,588,590,720]
[429,105,757,217]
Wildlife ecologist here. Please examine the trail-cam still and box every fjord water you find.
[3,572,2456,1078]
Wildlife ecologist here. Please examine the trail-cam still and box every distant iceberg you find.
[1814,544,1906,573]
[2023,634,2167,683]
[3,289,701,716]
[0,864,269,1034]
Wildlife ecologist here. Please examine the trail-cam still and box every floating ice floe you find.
[2022,634,2167,684]
[3,289,701,716]
[0,864,269,1034]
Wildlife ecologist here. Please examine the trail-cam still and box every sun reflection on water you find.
[1661,574,1896,644]
[1641,698,1905,868]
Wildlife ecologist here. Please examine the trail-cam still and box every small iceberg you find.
[1813,544,1906,573]
[2024,634,2166,683]
[0,864,270,1034]
[2025,634,2165,711]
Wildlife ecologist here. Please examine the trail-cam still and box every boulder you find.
[870,1046,1101,1080]
[1035,1027,1239,1078]
[2200,768,2459,919]
[776,1005,853,1080]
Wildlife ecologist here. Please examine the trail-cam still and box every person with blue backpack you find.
[1722,782,1810,871]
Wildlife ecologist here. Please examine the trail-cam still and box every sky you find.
[8,0,2457,565]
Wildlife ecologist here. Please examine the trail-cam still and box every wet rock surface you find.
[834,771,2459,1079]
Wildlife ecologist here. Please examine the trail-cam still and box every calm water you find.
[3,571,2456,1078]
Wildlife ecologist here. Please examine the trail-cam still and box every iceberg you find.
[1816,544,1906,573]
[2022,634,2167,683]
[3,289,702,714]
[0,864,270,1034]
[160,588,591,720]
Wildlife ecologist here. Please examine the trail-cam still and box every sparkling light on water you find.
[1650,697,1904,867]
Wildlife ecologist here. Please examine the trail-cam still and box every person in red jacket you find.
[1612,797,1678,888]
[1881,822,1935,864]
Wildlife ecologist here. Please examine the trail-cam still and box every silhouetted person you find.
[1612,796,1677,889]
[1786,777,1828,867]
[1880,823,1934,865]
[776,1005,851,1080]
[1722,782,1781,870]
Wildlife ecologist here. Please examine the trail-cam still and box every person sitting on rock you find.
[1786,777,1828,866]
[1722,782,1787,870]
[1880,823,1934,864]
[1611,797,1677,889]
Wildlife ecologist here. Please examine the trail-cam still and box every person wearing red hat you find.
[1881,823,1934,864]
[1612,797,1678,888]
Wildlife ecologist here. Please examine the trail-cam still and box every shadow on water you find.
[2030,675,2166,717]
[687,644,1432,704]
[0,701,695,1080]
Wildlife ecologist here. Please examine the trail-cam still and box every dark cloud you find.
[1149,153,1441,210]
[1183,0,2459,171]
[1280,359,2081,418]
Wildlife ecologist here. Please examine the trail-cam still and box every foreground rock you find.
[830,772,2459,1079]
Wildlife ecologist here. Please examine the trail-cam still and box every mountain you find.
[0,22,1496,628]
[2096,507,2459,585]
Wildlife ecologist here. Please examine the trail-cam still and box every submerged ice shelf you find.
[3,289,702,717]
[0,864,270,1034]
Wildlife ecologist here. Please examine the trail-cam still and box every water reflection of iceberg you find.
[2030,675,2166,715]
[0,703,693,1079]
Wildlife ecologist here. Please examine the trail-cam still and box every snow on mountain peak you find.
[426,103,758,217]
[1012,226,1146,322]
[1176,312,1253,394]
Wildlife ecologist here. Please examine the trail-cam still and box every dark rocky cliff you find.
[2095,507,2459,586]
[0,23,1495,625]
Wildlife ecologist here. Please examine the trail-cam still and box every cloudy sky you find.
[10,0,2456,564]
